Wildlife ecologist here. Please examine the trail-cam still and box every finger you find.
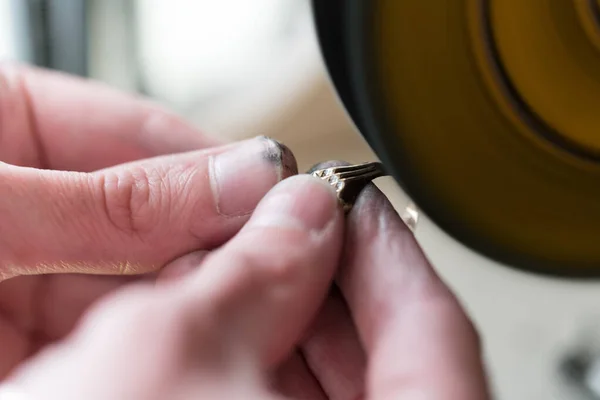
[5,285,277,400]
[3,176,338,397]
[0,64,222,170]
[0,274,133,341]
[0,312,28,378]
[0,251,209,343]
[0,136,297,279]
[270,352,328,400]
[177,174,344,367]
[338,186,490,400]
[300,287,366,400]
[302,159,366,399]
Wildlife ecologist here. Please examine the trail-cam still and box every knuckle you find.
[98,166,170,237]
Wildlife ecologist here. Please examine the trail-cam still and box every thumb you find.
[0,136,296,280]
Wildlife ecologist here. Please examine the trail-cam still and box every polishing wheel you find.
[313,0,600,277]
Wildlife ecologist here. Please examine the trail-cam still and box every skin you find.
[0,64,490,399]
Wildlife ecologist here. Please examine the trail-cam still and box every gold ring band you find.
[310,161,387,212]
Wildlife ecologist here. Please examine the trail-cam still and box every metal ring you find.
[310,161,387,212]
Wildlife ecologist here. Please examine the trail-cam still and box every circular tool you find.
[313,0,600,276]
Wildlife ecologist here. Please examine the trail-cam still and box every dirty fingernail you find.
[210,137,297,216]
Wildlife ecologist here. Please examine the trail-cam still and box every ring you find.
[309,162,387,212]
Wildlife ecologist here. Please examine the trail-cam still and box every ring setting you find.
[310,161,387,212]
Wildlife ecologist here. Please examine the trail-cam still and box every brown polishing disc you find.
[323,0,600,276]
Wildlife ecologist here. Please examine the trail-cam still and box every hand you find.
[283,182,491,400]
[1,178,490,399]
[3,174,344,399]
[0,65,296,378]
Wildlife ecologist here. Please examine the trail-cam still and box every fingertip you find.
[258,136,299,178]
[247,174,342,234]
[209,137,298,217]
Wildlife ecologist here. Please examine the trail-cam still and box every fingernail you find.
[249,175,339,233]
[210,137,297,216]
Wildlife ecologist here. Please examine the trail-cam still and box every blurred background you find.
[3,1,600,399]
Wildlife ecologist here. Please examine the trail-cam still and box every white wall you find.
[0,0,29,62]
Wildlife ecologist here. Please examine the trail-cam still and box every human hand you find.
[2,174,344,399]
[0,65,296,378]
[2,175,490,399]
[280,180,491,400]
